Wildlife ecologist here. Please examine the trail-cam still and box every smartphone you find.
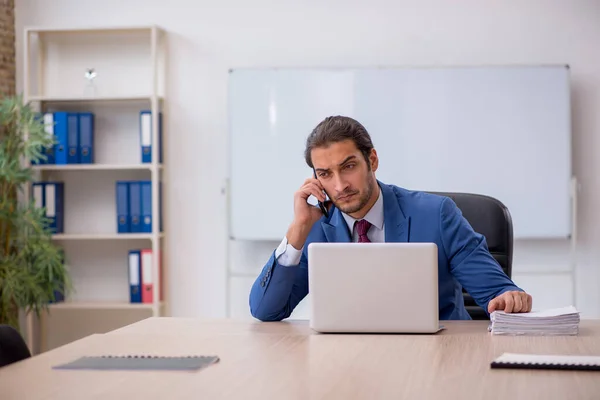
[313,169,329,218]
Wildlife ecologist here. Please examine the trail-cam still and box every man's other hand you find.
[488,291,532,314]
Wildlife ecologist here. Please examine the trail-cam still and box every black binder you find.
[491,353,600,371]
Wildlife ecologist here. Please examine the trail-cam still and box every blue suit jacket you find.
[249,181,522,321]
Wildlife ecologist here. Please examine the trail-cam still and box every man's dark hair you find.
[304,116,374,169]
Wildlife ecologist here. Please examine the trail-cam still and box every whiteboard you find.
[228,66,572,240]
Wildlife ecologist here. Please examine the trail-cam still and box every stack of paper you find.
[489,306,580,336]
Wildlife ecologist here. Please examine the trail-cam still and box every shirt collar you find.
[341,185,384,233]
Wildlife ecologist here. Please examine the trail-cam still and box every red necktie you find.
[356,219,372,243]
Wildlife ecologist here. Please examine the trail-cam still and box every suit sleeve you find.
[248,248,309,322]
[439,197,522,313]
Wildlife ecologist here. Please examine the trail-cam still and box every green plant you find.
[0,94,71,332]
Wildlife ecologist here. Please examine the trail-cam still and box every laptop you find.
[307,242,441,333]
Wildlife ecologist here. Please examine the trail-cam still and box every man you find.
[249,116,532,321]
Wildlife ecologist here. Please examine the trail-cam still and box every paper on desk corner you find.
[489,305,580,336]
[491,305,579,318]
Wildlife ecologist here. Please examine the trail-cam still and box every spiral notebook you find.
[53,355,220,371]
[491,353,600,371]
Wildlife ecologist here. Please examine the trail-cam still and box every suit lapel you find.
[321,182,410,243]
[321,208,351,243]
[380,182,410,243]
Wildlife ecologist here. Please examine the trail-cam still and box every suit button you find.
[260,281,265,287]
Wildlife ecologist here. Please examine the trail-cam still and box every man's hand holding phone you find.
[285,177,331,250]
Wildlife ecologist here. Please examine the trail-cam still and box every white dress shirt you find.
[275,186,385,266]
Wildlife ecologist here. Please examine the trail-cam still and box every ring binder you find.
[97,355,214,359]
[491,353,600,371]
[53,355,220,371]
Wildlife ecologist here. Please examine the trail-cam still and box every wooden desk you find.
[2,318,600,399]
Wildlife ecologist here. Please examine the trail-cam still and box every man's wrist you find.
[286,220,312,250]
[276,237,303,266]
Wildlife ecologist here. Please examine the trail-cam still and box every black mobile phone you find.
[313,169,329,218]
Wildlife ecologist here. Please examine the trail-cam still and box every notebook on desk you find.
[491,353,600,371]
[53,355,220,371]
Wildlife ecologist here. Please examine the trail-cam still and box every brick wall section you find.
[0,0,15,98]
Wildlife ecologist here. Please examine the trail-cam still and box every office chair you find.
[429,192,513,320]
[0,324,31,368]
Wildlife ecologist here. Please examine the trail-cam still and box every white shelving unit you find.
[46,302,156,310]
[51,233,163,241]
[32,164,163,171]
[28,95,164,103]
[22,25,167,353]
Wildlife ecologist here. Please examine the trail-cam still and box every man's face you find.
[312,140,378,215]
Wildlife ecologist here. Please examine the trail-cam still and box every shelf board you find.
[31,164,162,171]
[47,302,159,310]
[26,25,162,35]
[52,233,163,240]
[27,95,163,103]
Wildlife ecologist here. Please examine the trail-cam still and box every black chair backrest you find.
[428,192,513,320]
[0,325,31,368]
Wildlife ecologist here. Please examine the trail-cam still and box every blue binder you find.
[78,112,94,164]
[43,113,56,164]
[33,113,56,165]
[32,182,45,211]
[50,288,65,303]
[139,111,163,164]
[32,113,45,165]
[159,181,163,232]
[129,181,142,233]
[116,181,130,233]
[128,250,142,303]
[53,112,68,165]
[49,251,66,303]
[140,181,152,233]
[44,182,64,233]
[67,113,79,164]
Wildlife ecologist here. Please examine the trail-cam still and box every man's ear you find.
[369,149,379,172]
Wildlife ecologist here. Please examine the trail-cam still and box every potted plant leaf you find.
[0,94,71,333]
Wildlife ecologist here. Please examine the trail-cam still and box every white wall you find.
[15,0,600,318]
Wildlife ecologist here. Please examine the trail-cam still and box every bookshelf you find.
[46,302,158,310]
[51,233,163,241]
[32,164,163,171]
[27,95,165,103]
[22,25,167,353]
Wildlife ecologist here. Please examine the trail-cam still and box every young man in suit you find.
[249,115,532,321]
